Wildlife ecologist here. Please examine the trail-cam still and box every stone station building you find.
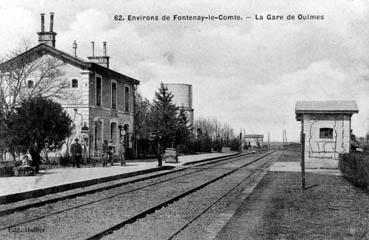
[0,13,140,158]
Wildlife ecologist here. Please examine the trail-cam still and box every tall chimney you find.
[91,41,95,56]
[40,13,45,32]
[50,12,54,32]
[103,42,107,56]
[87,41,110,68]
[37,12,57,47]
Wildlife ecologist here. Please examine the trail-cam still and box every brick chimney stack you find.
[37,12,57,47]
[87,42,110,68]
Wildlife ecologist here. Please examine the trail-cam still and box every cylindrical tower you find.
[164,83,194,127]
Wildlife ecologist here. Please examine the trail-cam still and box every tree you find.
[0,42,71,154]
[175,107,191,145]
[150,83,178,148]
[134,92,152,139]
[7,96,73,156]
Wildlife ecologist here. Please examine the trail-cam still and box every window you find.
[320,128,333,139]
[111,82,117,110]
[125,86,129,112]
[72,79,78,88]
[111,122,117,144]
[96,77,102,107]
[27,80,34,88]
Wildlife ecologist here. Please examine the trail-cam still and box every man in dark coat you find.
[29,141,41,173]
[70,138,83,168]
[157,142,163,167]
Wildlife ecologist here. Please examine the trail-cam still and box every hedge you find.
[339,153,369,188]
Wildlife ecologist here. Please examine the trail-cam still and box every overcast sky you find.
[1,0,369,141]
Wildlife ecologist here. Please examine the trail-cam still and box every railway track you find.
[0,152,246,218]
[0,151,275,240]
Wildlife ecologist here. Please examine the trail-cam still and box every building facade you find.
[295,100,358,168]
[0,13,139,157]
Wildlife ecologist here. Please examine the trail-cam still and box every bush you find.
[213,139,222,152]
[200,135,212,152]
[339,153,369,188]
[176,144,190,155]
[230,138,241,152]
[59,155,70,166]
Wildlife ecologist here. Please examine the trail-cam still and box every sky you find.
[1,0,369,141]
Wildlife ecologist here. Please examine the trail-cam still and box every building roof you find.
[295,100,359,120]
[0,43,140,85]
[244,134,264,138]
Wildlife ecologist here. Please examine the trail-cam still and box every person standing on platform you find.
[70,138,83,168]
[102,140,109,167]
[119,140,126,166]
[157,142,163,167]
[29,140,41,173]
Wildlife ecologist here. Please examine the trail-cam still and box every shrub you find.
[230,138,241,152]
[213,139,222,152]
[59,155,70,166]
[339,153,369,188]
[0,162,16,177]
[200,135,212,152]
[176,144,190,155]
[188,139,200,153]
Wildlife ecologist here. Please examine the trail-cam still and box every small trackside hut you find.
[295,100,359,169]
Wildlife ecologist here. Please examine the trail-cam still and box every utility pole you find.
[301,132,306,190]
[268,132,270,151]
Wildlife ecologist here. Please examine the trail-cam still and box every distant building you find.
[244,134,264,147]
[0,13,140,157]
[164,83,194,128]
[295,100,359,168]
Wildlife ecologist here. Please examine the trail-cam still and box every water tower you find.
[164,83,194,127]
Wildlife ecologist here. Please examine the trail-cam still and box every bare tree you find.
[0,42,71,159]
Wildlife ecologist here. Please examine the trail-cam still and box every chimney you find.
[91,41,95,56]
[87,41,110,68]
[37,12,57,47]
[41,13,45,32]
[73,40,78,57]
[103,41,107,56]
[50,12,54,32]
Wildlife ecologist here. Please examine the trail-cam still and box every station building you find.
[0,13,140,157]
[295,100,358,168]
[244,134,264,147]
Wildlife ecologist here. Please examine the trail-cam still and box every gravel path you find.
[1,153,269,240]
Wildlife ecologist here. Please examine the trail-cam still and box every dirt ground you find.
[216,151,369,240]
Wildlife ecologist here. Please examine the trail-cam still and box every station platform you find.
[0,151,237,204]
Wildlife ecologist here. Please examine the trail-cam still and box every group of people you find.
[70,138,126,167]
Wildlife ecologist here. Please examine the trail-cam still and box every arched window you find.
[320,128,333,139]
[111,82,117,110]
[125,86,130,112]
[27,80,34,88]
[96,77,102,107]
[111,122,117,144]
[72,79,78,88]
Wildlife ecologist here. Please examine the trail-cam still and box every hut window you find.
[320,128,333,139]
[71,79,78,88]
[27,80,34,88]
